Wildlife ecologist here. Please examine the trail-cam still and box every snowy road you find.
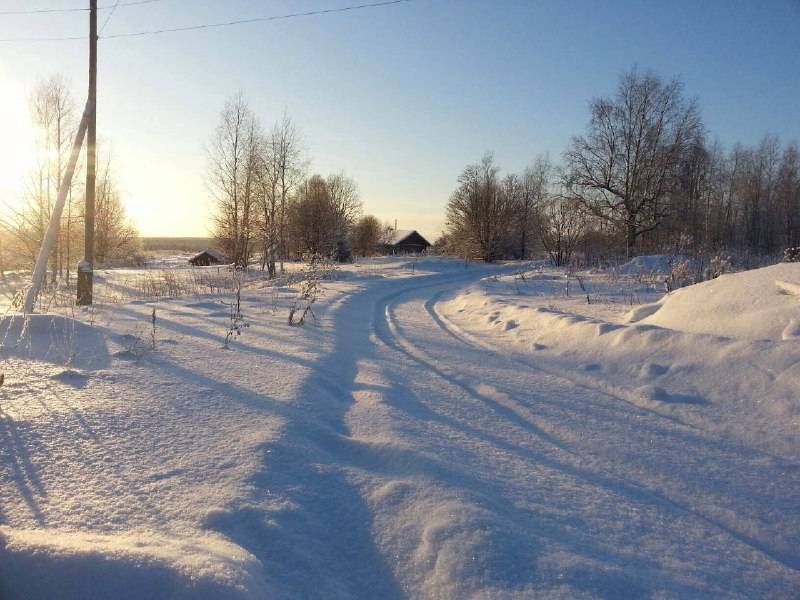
[2,263,799,598]
[212,266,799,598]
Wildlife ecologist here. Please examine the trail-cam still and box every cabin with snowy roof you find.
[386,229,431,255]
[189,248,226,266]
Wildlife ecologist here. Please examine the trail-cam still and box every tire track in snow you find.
[422,284,800,574]
[186,266,799,596]
[426,289,705,434]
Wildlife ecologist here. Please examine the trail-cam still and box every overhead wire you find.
[99,0,123,35]
[0,0,415,42]
[0,0,165,16]
[105,0,413,38]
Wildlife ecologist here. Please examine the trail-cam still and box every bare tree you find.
[445,153,515,261]
[208,94,261,267]
[93,152,139,264]
[500,172,521,258]
[256,128,281,277]
[289,175,336,255]
[326,172,362,240]
[517,157,549,258]
[776,143,800,249]
[351,214,382,256]
[540,196,585,267]
[564,68,702,256]
[380,221,396,245]
[287,172,362,258]
[272,113,304,273]
[28,75,78,282]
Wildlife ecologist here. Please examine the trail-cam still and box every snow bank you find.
[630,263,800,341]
[441,266,800,459]
[0,314,110,370]
[616,254,683,275]
[0,527,267,600]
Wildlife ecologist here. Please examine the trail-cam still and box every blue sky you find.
[1,0,799,239]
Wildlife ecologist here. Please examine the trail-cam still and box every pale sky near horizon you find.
[1,0,799,241]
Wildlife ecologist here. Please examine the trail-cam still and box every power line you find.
[99,0,123,35]
[0,0,164,16]
[105,0,414,38]
[0,0,415,42]
[0,33,85,42]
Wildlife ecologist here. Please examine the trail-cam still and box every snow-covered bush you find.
[704,254,732,280]
[783,247,800,262]
[664,259,693,292]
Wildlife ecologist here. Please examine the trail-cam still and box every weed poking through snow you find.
[289,253,335,326]
[222,277,248,348]
[150,307,157,350]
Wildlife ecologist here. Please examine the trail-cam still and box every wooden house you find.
[386,230,432,255]
[189,248,226,266]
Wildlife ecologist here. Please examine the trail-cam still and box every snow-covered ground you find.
[1,257,798,598]
[0,255,426,312]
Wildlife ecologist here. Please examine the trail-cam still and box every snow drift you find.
[628,262,800,341]
[615,254,684,275]
[441,263,800,460]
[0,314,110,370]
[0,527,267,600]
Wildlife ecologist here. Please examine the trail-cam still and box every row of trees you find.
[0,75,139,278]
[208,95,302,275]
[209,95,396,272]
[445,68,800,263]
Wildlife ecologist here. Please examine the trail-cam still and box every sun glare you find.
[0,70,36,203]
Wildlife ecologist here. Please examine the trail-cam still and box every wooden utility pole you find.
[77,0,97,306]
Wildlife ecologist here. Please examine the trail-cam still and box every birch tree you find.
[564,68,702,256]
[208,94,261,267]
[272,113,304,272]
[28,75,78,281]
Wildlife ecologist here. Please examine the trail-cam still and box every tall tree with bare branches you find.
[517,157,549,258]
[564,68,703,256]
[93,152,139,264]
[445,153,515,261]
[272,113,304,272]
[208,94,261,267]
[28,75,78,281]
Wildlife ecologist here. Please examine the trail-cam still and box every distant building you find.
[386,230,432,255]
[189,248,226,266]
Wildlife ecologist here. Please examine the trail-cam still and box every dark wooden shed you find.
[386,230,432,255]
[189,248,226,266]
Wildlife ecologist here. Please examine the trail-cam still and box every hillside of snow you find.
[440,264,800,459]
[2,258,799,598]
[628,262,800,341]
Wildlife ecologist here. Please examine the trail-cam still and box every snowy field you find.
[0,255,426,312]
[1,257,798,598]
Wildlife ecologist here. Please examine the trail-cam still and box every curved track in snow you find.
[344,267,799,598]
[2,264,798,599]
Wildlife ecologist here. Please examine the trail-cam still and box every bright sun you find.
[0,70,36,202]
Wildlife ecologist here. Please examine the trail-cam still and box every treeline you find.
[0,75,139,277]
[142,237,213,252]
[209,94,395,274]
[444,68,800,264]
